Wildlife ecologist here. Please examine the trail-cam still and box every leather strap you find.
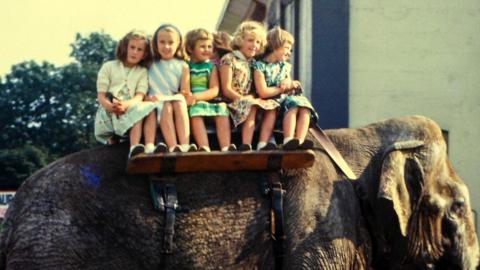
[162,184,178,254]
[270,181,286,269]
[309,124,357,179]
[150,182,178,254]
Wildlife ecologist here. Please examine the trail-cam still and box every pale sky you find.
[0,0,227,77]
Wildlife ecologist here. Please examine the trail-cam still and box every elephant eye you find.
[450,199,465,216]
[421,196,440,216]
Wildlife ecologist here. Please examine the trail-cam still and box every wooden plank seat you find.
[127,150,315,174]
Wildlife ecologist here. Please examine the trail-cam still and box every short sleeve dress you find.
[148,58,187,123]
[252,60,318,124]
[188,60,228,117]
[94,60,156,144]
[220,50,279,127]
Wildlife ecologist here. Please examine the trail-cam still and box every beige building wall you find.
[349,0,480,234]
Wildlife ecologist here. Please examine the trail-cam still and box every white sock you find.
[180,144,190,152]
[221,146,229,152]
[145,143,154,153]
[169,146,176,152]
[257,141,267,150]
[283,137,293,144]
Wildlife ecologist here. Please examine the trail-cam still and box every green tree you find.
[0,145,50,188]
[0,31,116,186]
[70,31,116,66]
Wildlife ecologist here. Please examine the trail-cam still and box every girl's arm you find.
[254,70,284,99]
[192,66,220,102]
[180,64,195,105]
[219,65,242,101]
[97,92,116,113]
[114,93,145,114]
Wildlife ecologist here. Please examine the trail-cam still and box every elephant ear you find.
[377,140,425,236]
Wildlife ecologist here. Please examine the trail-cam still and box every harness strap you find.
[262,172,286,270]
[162,184,178,254]
[270,181,286,269]
[150,182,178,254]
[309,124,357,179]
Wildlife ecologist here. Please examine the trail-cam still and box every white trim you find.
[298,0,312,100]
[215,0,231,30]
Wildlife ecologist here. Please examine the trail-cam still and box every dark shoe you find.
[227,143,237,151]
[153,142,168,153]
[198,145,211,152]
[129,144,145,159]
[282,138,300,150]
[107,135,120,145]
[172,145,182,153]
[259,142,277,151]
[299,139,314,150]
[188,144,198,152]
[238,143,252,151]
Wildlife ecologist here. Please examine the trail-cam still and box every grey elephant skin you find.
[0,115,478,269]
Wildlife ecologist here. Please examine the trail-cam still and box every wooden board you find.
[127,150,315,174]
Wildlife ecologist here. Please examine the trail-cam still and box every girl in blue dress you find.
[143,24,196,153]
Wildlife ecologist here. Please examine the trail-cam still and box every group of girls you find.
[94,20,318,159]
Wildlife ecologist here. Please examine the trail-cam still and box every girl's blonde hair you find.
[231,20,267,51]
[116,29,151,67]
[185,28,213,57]
[152,24,186,61]
[264,26,294,57]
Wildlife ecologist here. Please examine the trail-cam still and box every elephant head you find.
[358,123,479,269]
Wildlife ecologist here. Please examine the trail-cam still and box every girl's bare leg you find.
[295,108,311,142]
[129,120,143,146]
[258,109,277,143]
[172,100,190,145]
[242,106,257,145]
[191,116,209,148]
[143,111,157,146]
[283,107,298,140]
[215,115,231,149]
[160,102,177,148]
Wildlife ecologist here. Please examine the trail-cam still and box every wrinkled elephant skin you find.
[0,115,478,270]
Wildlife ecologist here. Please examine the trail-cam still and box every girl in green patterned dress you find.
[184,28,236,152]
[253,26,318,150]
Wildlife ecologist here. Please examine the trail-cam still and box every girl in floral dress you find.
[219,21,279,151]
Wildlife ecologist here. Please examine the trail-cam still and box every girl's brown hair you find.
[185,28,213,57]
[263,26,294,57]
[116,29,152,67]
[151,24,186,61]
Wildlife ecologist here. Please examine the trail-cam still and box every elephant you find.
[0,115,478,269]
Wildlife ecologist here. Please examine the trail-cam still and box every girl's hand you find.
[185,95,196,106]
[280,78,292,91]
[145,95,158,102]
[112,99,128,115]
[292,80,302,90]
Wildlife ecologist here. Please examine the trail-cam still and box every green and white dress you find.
[252,60,318,124]
[188,60,228,117]
[94,60,156,144]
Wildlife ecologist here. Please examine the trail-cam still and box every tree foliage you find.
[0,145,50,188]
[0,31,116,186]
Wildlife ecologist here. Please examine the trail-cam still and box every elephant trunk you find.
[405,205,444,264]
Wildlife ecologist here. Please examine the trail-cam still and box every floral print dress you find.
[220,50,279,127]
